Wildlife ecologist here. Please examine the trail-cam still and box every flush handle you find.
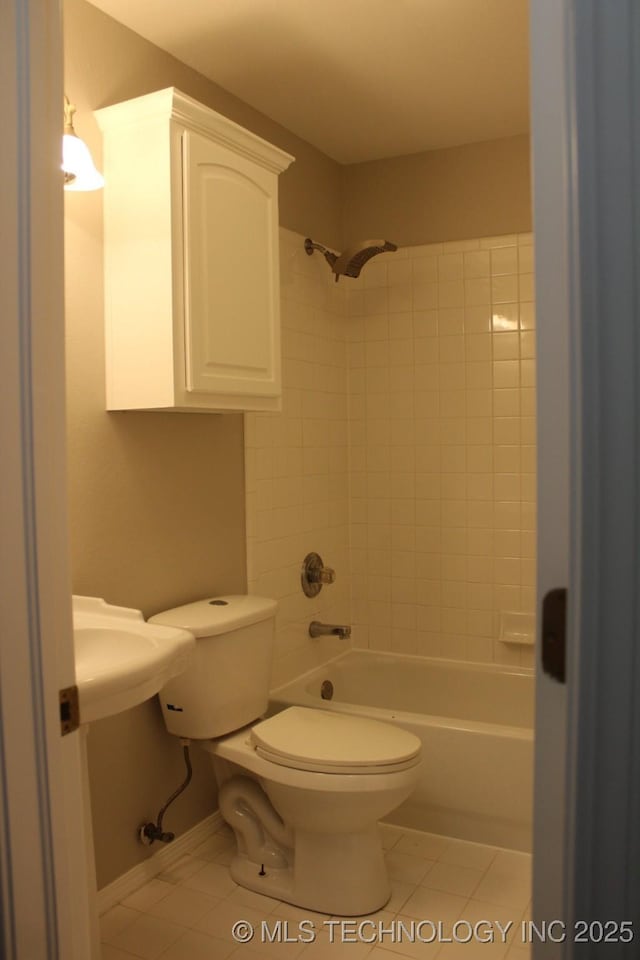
[541,587,567,683]
[301,552,335,597]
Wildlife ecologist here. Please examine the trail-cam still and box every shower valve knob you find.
[301,552,335,597]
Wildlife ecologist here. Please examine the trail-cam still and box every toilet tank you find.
[149,595,277,739]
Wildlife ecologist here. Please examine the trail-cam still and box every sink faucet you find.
[309,621,351,640]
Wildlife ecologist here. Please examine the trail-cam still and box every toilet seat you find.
[250,706,421,775]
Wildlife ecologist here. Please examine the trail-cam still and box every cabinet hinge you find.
[59,685,80,735]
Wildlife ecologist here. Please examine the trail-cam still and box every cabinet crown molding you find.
[95,87,294,176]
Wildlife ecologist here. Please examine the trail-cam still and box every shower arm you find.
[304,237,338,268]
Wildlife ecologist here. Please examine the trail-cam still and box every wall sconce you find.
[62,95,104,191]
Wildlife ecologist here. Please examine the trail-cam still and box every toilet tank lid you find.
[149,595,277,637]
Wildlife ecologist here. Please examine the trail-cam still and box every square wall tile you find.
[439,281,466,309]
[520,331,536,358]
[414,282,439,310]
[519,273,535,300]
[491,246,519,276]
[492,275,519,303]
[492,303,519,332]
[520,302,536,329]
[466,334,492,362]
[464,250,491,278]
[412,257,439,283]
[438,253,464,281]
[493,360,520,388]
[493,390,520,418]
[439,308,465,336]
[464,277,491,306]
[493,332,520,360]
[519,245,534,273]
[465,306,492,333]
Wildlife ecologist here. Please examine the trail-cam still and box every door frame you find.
[563,0,640,939]
[529,0,573,952]
[0,0,93,957]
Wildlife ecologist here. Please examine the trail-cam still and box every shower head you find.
[304,237,398,281]
[333,240,398,279]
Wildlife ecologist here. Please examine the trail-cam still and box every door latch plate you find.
[542,588,567,683]
[59,685,80,735]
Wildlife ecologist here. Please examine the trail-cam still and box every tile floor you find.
[101,825,532,960]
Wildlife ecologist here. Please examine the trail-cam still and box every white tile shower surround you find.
[245,230,536,686]
[345,235,536,670]
[100,824,532,960]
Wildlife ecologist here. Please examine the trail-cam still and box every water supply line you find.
[139,739,192,845]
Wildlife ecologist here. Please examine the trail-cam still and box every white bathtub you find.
[270,650,534,851]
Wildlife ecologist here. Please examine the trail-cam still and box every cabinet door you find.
[182,129,281,400]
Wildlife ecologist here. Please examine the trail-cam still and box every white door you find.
[531,1,640,954]
[0,1,94,957]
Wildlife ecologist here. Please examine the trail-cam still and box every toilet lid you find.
[250,707,421,774]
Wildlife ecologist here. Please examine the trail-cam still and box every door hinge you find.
[59,685,80,735]
[542,587,567,683]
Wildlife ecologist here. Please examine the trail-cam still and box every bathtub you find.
[270,650,534,852]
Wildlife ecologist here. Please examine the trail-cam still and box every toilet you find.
[151,596,421,915]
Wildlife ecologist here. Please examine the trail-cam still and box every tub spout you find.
[309,621,351,640]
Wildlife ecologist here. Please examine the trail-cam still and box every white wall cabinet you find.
[96,88,294,412]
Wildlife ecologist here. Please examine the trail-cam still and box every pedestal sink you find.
[71,596,195,960]
[72,596,195,723]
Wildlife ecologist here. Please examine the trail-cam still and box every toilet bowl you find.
[206,706,421,915]
[152,596,422,915]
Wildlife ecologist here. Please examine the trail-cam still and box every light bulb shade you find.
[62,133,104,191]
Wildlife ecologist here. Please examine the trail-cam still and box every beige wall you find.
[64,0,343,888]
[343,135,531,247]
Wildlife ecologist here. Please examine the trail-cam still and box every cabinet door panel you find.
[183,130,280,397]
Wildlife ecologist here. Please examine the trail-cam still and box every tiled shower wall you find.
[245,230,536,683]
[346,235,536,667]
[245,229,351,686]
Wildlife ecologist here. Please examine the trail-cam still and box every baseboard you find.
[97,810,225,915]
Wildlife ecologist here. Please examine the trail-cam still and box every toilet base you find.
[229,825,391,916]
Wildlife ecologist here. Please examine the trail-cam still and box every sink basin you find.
[72,596,195,723]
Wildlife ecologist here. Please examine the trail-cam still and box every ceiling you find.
[88,0,530,165]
